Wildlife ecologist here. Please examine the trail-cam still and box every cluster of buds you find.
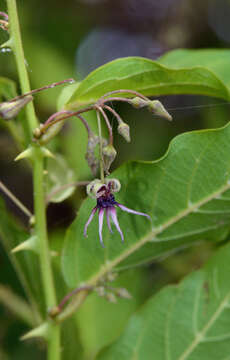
[2,80,170,247]
[33,89,172,177]
[95,271,132,303]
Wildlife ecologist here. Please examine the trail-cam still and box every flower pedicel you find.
[84,179,151,247]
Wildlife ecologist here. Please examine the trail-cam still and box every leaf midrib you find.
[71,61,229,104]
[178,294,230,360]
[87,181,230,286]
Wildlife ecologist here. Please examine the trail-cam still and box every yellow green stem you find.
[6,1,61,358]
[7,0,38,144]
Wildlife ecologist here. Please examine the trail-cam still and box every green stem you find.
[96,110,105,183]
[33,147,61,360]
[6,1,60,358]
[7,0,38,144]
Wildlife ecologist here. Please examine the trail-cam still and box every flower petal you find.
[98,208,105,248]
[84,207,97,237]
[110,207,124,242]
[116,203,151,220]
[106,207,113,233]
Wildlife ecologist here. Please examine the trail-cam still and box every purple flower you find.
[84,180,150,247]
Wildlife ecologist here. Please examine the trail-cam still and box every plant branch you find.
[95,105,113,145]
[7,0,38,144]
[9,79,75,103]
[0,180,32,218]
[103,105,124,125]
[33,147,61,359]
[6,1,61,358]
[96,110,105,183]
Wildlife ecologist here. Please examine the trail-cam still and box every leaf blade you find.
[63,53,230,109]
[97,243,230,360]
[62,123,230,288]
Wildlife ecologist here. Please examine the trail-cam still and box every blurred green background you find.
[0,0,230,358]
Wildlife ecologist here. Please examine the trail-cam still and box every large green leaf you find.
[97,242,230,359]
[63,51,230,109]
[62,122,230,288]
[159,48,230,91]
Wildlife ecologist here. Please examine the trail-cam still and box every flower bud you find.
[130,97,147,109]
[36,121,66,145]
[0,95,33,120]
[118,122,131,142]
[102,144,117,174]
[86,179,104,198]
[147,100,172,121]
[106,179,121,193]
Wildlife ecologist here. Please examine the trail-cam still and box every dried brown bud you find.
[85,133,100,176]
[102,144,117,174]
[0,95,33,120]
[118,122,131,142]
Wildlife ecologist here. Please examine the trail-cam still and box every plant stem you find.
[95,105,113,145]
[6,1,60,358]
[7,0,38,144]
[96,110,105,183]
[33,147,60,360]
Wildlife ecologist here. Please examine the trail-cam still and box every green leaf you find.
[0,198,44,318]
[0,77,17,100]
[45,154,76,203]
[62,122,230,288]
[63,52,230,109]
[97,243,230,359]
[159,48,230,91]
